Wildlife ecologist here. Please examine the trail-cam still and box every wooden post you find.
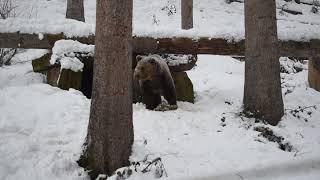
[181,0,193,29]
[308,40,320,91]
[66,0,85,22]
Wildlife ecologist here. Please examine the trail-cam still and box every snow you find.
[0,0,319,179]
[50,40,94,72]
[59,57,84,72]
[0,50,90,180]
[0,0,319,41]
[1,50,320,179]
[38,33,44,40]
[164,54,191,66]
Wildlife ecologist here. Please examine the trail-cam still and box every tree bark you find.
[79,0,133,178]
[66,0,85,22]
[244,0,284,125]
[181,0,193,29]
[308,40,320,91]
[308,57,320,91]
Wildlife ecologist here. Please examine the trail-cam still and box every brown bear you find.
[133,54,177,110]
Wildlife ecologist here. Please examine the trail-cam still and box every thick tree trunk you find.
[308,40,320,91]
[181,0,193,29]
[66,0,85,22]
[79,0,133,178]
[244,0,284,125]
[309,57,320,91]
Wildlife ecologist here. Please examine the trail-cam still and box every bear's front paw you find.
[154,104,178,111]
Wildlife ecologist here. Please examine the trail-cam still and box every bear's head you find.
[134,55,160,81]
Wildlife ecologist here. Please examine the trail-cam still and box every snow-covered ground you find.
[1,50,320,180]
[0,0,319,41]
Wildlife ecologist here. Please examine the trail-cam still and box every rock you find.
[47,65,60,86]
[58,69,82,90]
[31,53,52,74]
[171,71,194,103]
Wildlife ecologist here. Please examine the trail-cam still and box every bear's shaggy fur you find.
[133,55,177,110]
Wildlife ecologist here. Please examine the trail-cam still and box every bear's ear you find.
[136,55,144,62]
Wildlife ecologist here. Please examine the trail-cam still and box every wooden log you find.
[279,40,311,57]
[0,33,94,49]
[308,39,320,91]
[181,0,193,29]
[0,32,318,57]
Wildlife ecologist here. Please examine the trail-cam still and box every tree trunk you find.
[308,40,320,91]
[181,0,193,30]
[308,57,320,91]
[79,0,133,178]
[244,0,284,125]
[66,0,85,22]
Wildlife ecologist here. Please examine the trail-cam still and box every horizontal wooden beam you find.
[0,32,318,57]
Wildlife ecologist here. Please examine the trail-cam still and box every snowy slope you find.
[0,0,319,41]
[1,51,320,180]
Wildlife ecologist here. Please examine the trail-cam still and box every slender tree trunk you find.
[79,0,133,178]
[309,57,320,91]
[181,0,193,30]
[66,0,85,22]
[244,0,284,125]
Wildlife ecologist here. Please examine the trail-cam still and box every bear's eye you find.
[141,67,144,71]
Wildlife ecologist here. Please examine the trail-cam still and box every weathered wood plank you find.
[0,32,318,57]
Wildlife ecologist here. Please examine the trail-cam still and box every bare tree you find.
[0,48,16,66]
[0,0,16,19]
[244,0,284,125]
[78,0,133,179]
[66,0,85,22]
[0,0,17,66]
